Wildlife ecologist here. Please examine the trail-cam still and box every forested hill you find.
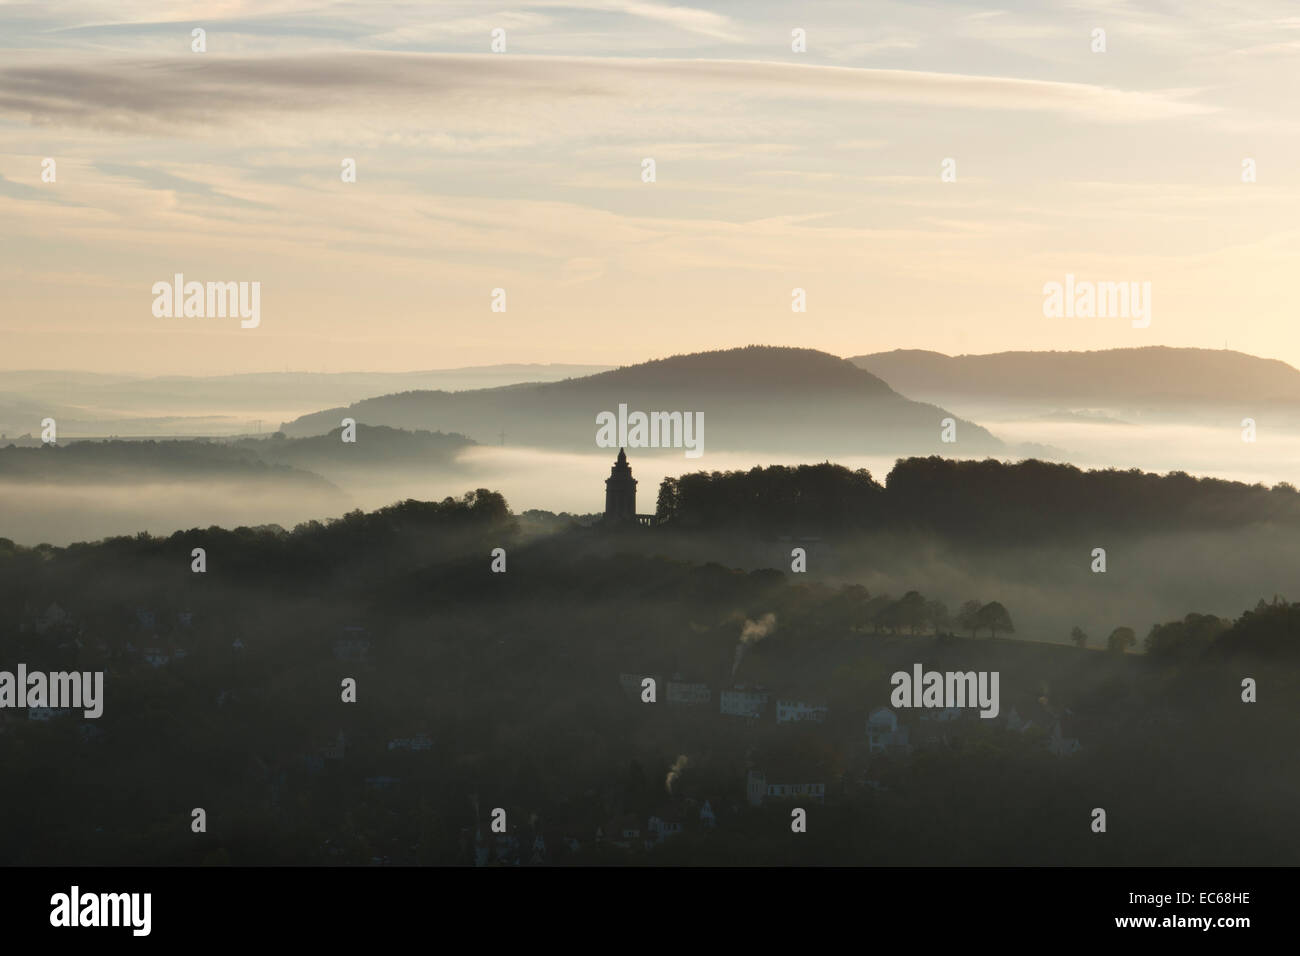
[654,457,1300,538]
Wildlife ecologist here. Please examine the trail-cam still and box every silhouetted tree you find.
[1070,626,1088,648]
[957,600,982,638]
[977,601,1014,638]
[896,591,927,635]
[1107,626,1137,654]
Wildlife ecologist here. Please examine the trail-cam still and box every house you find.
[177,612,194,628]
[667,680,711,706]
[914,707,965,747]
[609,814,642,849]
[142,647,170,668]
[746,770,825,807]
[28,707,69,721]
[648,810,684,843]
[321,731,346,761]
[135,609,156,631]
[1047,721,1082,757]
[364,776,400,790]
[699,800,717,829]
[387,733,433,752]
[720,686,770,718]
[776,699,828,724]
[867,707,912,754]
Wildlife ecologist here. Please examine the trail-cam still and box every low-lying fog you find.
[5,427,1297,653]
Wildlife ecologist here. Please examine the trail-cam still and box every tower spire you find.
[604,448,637,524]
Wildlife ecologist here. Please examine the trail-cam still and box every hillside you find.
[850,347,1300,410]
[281,346,1003,456]
[0,364,613,437]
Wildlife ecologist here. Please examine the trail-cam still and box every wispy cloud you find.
[0,52,1216,139]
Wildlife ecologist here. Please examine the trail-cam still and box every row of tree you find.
[653,457,1300,537]
[849,589,1015,638]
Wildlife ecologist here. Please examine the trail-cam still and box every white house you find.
[746,770,825,807]
[648,809,685,843]
[867,707,911,754]
[699,800,717,829]
[610,815,641,849]
[776,699,828,724]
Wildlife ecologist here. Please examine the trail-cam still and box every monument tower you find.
[603,448,637,524]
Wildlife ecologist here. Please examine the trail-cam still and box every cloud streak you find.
[0,52,1214,137]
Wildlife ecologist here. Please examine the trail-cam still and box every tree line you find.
[654,457,1300,538]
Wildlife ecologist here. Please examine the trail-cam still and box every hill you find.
[281,346,1003,456]
[0,364,613,437]
[849,347,1300,413]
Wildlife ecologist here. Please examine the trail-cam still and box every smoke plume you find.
[665,754,689,795]
[731,612,777,677]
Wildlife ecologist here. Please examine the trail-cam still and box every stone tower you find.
[604,448,637,524]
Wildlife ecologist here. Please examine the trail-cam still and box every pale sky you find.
[2,0,1298,374]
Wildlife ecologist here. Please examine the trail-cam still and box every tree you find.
[1107,626,1136,654]
[925,599,951,635]
[977,601,1014,638]
[1144,613,1225,660]
[654,477,679,523]
[874,598,904,635]
[896,590,927,635]
[957,600,982,638]
[1070,626,1088,648]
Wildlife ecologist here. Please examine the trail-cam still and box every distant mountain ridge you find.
[281,346,1002,455]
[0,364,614,434]
[850,347,1300,408]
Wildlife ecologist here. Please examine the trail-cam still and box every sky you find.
[2,0,1299,375]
